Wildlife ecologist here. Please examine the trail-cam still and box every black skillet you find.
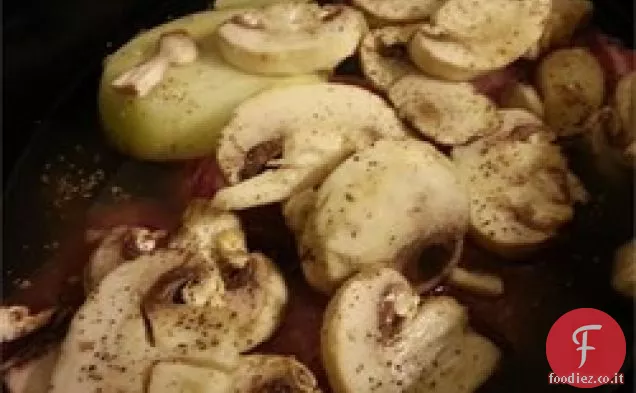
[2,0,635,392]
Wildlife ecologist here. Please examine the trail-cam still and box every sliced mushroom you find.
[612,239,636,298]
[48,250,240,393]
[168,200,288,351]
[84,219,227,308]
[283,188,502,298]
[147,355,321,392]
[219,253,288,351]
[170,199,251,268]
[500,82,545,119]
[288,139,469,294]
[351,0,445,24]
[536,48,605,136]
[359,25,420,92]
[142,260,239,361]
[83,201,288,353]
[84,226,168,292]
[452,109,588,258]
[4,345,60,393]
[321,267,501,393]
[216,3,367,75]
[388,75,501,146]
[408,0,551,81]
[212,83,408,210]
[526,0,593,58]
[0,307,55,343]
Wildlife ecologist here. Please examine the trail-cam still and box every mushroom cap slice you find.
[351,0,445,24]
[408,0,551,81]
[144,254,287,353]
[233,355,321,392]
[388,75,501,145]
[221,253,288,351]
[293,139,469,293]
[48,250,240,393]
[359,25,421,92]
[213,83,408,210]
[536,48,605,136]
[412,330,502,392]
[168,201,288,352]
[452,109,588,258]
[142,252,286,355]
[216,3,367,75]
[147,355,321,393]
[321,267,500,393]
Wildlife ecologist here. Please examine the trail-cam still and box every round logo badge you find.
[546,308,626,388]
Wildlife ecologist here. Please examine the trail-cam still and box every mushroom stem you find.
[448,267,504,296]
[386,288,420,318]
[215,228,251,268]
[111,30,198,97]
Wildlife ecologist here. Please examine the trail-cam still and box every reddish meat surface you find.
[181,156,227,200]
[471,65,525,102]
[87,200,181,231]
[5,200,179,313]
[255,268,330,391]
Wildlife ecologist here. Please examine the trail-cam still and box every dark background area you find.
[2,0,210,183]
